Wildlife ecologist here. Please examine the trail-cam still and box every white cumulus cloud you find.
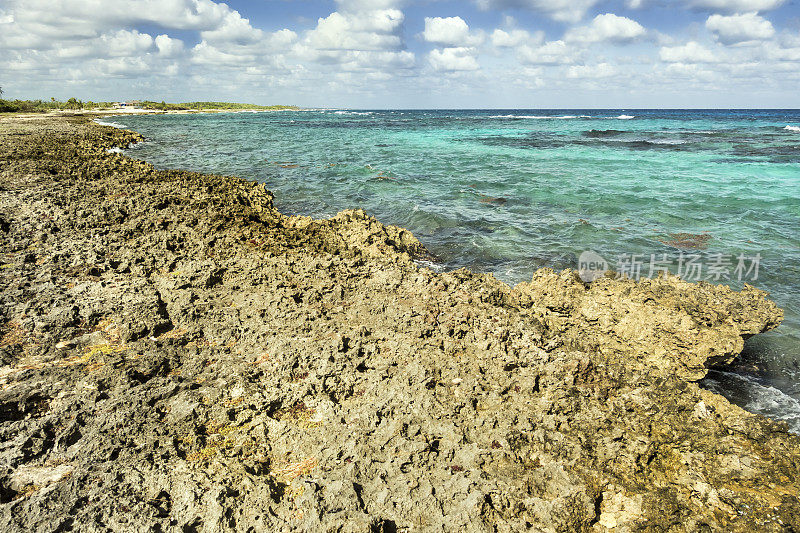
[663,62,718,82]
[566,62,618,78]
[102,30,155,57]
[98,56,151,76]
[706,12,775,45]
[7,0,234,33]
[191,40,256,65]
[491,28,542,47]
[429,47,480,71]
[341,50,416,71]
[306,9,404,51]
[54,30,155,59]
[519,40,577,64]
[565,13,646,43]
[660,41,718,62]
[155,34,184,57]
[422,17,484,47]
[199,11,263,44]
[268,29,298,50]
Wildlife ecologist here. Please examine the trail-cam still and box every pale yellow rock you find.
[597,491,643,530]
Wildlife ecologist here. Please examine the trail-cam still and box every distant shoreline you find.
[0,97,299,116]
[1,107,298,119]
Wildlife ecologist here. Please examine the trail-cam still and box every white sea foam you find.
[487,114,632,120]
[705,371,800,435]
[94,118,127,129]
[334,110,373,116]
[106,147,124,154]
[488,114,582,119]
[651,139,687,145]
[414,259,445,272]
[785,125,800,132]
[744,386,800,434]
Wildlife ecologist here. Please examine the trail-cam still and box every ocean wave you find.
[785,125,800,132]
[704,371,800,434]
[94,118,127,129]
[486,114,633,120]
[487,114,589,120]
[414,258,446,273]
[650,139,688,145]
[106,147,124,154]
[334,111,373,116]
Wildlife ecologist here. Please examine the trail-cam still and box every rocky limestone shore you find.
[0,114,797,532]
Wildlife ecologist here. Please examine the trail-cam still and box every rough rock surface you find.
[515,270,783,382]
[0,114,797,532]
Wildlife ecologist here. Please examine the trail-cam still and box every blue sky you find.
[1,0,799,108]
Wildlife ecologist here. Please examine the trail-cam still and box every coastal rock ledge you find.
[0,115,797,532]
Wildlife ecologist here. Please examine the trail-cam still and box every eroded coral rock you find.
[514,269,783,381]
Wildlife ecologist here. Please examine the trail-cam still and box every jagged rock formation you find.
[0,115,797,532]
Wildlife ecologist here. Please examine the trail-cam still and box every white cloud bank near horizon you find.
[0,0,798,108]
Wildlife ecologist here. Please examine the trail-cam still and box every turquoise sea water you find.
[106,109,800,432]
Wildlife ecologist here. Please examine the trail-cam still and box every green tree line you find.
[0,93,298,113]
[139,101,298,111]
[0,97,117,113]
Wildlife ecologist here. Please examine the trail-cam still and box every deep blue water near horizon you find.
[107,108,800,433]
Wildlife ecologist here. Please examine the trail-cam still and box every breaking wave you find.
[334,111,374,116]
[704,371,800,435]
[487,114,635,120]
[94,119,127,129]
[487,114,585,119]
